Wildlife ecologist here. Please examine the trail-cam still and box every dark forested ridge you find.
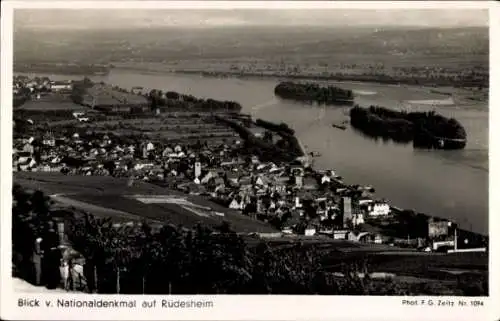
[70,77,94,105]
[274,82,354,105]
[255,119,295,136]
[213,116,303,162]
[349,106,467,149]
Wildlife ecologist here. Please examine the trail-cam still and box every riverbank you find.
[304,148,487,241]
[109,66,489,107]
[288,120,485,241]
[14,67,489,107]
[14,64,110,76]
[113,65,488,93]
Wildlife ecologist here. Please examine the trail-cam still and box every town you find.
[12,74,488,295]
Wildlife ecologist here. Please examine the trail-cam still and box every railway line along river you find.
[17,69,489,234]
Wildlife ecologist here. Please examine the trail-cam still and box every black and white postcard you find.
[1,1,498,320]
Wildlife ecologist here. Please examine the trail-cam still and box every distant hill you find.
[14,26,488,67]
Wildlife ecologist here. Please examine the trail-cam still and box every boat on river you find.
[332,123,347,130]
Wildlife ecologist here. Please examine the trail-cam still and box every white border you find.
[1,1,495,9]
[1,1,498,321]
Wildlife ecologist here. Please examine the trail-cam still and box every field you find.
[44,112,241,146]
[82,83,148,106]
[14,172,278,234]
[14,95,242,145]
[18,100,84,111]
[16,92,86,111]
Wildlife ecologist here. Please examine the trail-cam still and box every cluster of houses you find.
[13,128,399,244]
[13,75,73,95]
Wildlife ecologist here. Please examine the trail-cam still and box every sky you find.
[14,9,489,30]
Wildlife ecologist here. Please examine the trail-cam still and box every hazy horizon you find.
[15,9,489,30]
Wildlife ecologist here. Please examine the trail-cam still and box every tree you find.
[12,185,39,282]
[103,161,116,176]
[166,91,180,100]
[82,77,93,86]
[67,215,113,293]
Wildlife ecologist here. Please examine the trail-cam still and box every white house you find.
[256,163,268,171]
[17,156,30,164]
[43,138,55,147]
[304,228,316,236]
[52,84,72,91]
[270,166,284,174]
[19,158,37,171]
[295,176,303,188]
[201,171,217,185]
[229,198,244,210]
[332,230,350,240]
[22,143,34,155]
[50,82,72,91]
[358,198,374,206]
[194,162,201,178]
[368,202,390,216]
[255,176,270,187]
[134,163,154,170]
[352,213,365,226]
[51,156,62,164]
[162,147,173,157]
[432,240,455,251]
[294,197,302,208]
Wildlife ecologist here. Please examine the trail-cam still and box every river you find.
[16,70,489,234]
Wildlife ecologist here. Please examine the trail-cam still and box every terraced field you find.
[83,83,148,106]
[16,92,86,111]
[60,114,240,145]
[14,172,278,234]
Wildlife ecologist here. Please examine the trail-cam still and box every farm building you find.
[50,81,73,92]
